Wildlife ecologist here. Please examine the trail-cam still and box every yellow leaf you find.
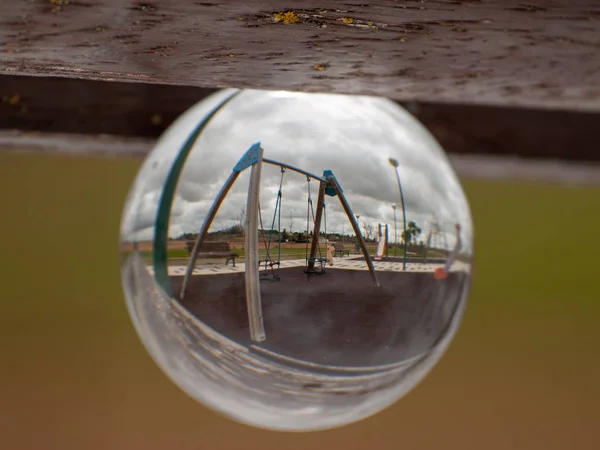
[8,95,21,105]
[273,11,300,24]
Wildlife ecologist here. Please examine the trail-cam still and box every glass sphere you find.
[119,89,474,431]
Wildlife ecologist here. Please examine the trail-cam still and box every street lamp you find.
[355,215,360,251]
[391,204,398,257]
[388,157,407,270]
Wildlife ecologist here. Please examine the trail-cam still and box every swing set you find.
[258,169,331,281]
[180,142,379,343]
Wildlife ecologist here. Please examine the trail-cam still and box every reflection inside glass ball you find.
[120,89,473,431]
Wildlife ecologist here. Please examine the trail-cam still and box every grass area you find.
[1,151,599,450]
[140,249,189,259]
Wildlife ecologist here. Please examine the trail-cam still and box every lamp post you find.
[391,203,398,257]
[388,157,407,270]
[355,214,360,251]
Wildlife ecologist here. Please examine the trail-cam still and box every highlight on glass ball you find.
[119,88,474,432]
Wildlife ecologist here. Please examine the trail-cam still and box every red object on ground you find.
[434,267,448,280]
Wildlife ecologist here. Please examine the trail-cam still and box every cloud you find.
[121,89,473,252]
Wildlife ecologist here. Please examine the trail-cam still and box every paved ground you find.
[147,256,470,277]
[168,264,469,368]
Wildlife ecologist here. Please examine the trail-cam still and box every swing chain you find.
[260,166,286,281]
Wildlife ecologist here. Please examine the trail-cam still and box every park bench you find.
[333,242,350,257]
[186,241,239,267]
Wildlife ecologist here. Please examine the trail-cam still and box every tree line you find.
[177,219,424,246]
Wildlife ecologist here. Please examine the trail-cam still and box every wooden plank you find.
[1,1,599,111]
[0,74,213,138]
[2,75,599,162]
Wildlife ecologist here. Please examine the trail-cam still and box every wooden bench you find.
[333,242,350,257]
[186,241,239,267]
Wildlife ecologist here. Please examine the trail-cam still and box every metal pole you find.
[307,181,326,270]
[385,224,389,258]
[180,142,263,300]
[379,223,383,258]
[392,204,397,257]
[396,169,408,271]
[180,171,240,299]
[245,148,266,343]
[389,158,407,271]
[355,215,360,250]
[327,175,380,287]
[263,158,326,183]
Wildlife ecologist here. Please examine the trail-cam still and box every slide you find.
[373,231,387,261]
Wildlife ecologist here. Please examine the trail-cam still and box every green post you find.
[153,90,241,293]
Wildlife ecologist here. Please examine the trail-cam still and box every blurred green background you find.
[1,151,598,450]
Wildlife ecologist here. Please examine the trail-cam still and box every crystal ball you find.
[119,89,474,431]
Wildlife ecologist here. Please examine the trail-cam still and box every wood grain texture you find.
[1,1,599,111]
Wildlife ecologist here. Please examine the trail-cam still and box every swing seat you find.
[304,257,327,275]
[260,259,280,268]
[307,257,327,263]
[259,259,281,282]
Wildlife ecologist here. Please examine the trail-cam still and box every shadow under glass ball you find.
[119,89,474,431]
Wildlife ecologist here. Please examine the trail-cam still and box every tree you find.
[288,211,295,235]
[237,205,247,232]
[364,222,375,241]
[401,221,422,245]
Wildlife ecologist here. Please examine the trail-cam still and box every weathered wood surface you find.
[2,75,599,162]
[1,1,599,111]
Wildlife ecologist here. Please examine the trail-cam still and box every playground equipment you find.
[119,89,475,432]
[424,218,448,264]
[180,143,379,342]
[373,223,389,261]
[257,167,332,281]
[302,176,329,276]
[258,165,285,282]
[434,223,463,280]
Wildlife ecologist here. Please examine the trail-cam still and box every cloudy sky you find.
[121,89,473,252]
